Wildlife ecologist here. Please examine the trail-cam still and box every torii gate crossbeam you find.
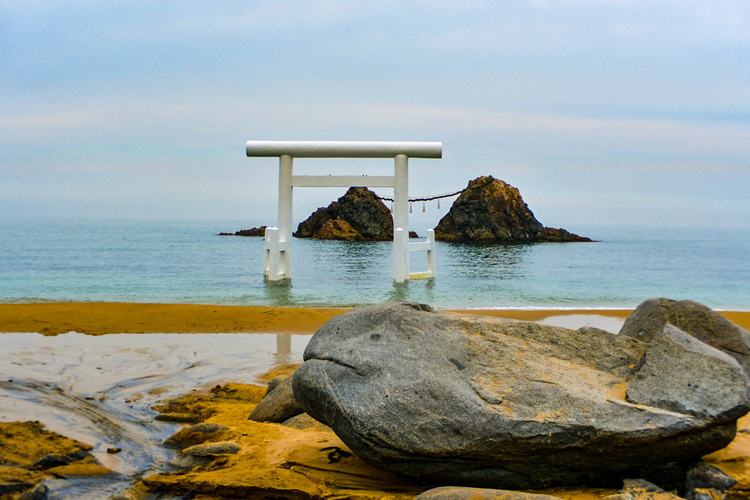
[245,141,442,283]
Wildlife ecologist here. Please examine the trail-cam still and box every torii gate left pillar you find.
[246,140,442,283]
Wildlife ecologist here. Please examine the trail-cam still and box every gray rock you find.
[634,463,687,493]
[685,462,737,500]
[154,412,201,424]
[108,484,152,500]
[16,484,49,500]
[619,298,750,374]
[32,454,71,469]
[689,489,726,500]
[163,422,231,449]
[32,450,95,469]
[0,482,34,497]
[266,375,287,396]
[281,413,332,431]
[292,302,749,489]
[248,374,303,423]
[626,324,750,421]
[185,422,230,434]
[620,479,681,500]
[183,441,241,457]
[414,486,564,500]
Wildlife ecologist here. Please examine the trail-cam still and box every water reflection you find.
[386,278,437,306]
[276,334,292,364]
[387,282,409,302]
[441,241,530,280]
[263,279,293,306]
[312,240,391,279]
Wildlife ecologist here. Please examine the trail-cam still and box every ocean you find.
[1,218,749,311]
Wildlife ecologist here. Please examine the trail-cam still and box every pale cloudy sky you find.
[1,1,748,228]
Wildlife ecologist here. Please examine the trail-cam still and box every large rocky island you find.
[434,176,591,242]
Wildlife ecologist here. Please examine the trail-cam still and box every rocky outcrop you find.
[295,187,393,241]
[292,301,750,489]
[314,218,366,241]
[619,298,750,375]
[0,421,110,499]
[434,176,590,242]
[248,375,304,423]
[143,380,424,500]
[414,487,565,500]
[219,226,267,237]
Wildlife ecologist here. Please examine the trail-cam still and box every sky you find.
[1,0,749,229]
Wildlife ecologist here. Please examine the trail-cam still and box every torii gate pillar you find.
[246,141,442,283]
[393,154,409,282]
[277,154,293,279]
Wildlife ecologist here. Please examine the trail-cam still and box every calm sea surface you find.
[1,218,749,311]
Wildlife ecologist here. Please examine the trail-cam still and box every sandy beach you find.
[3,301,749,335]
[3,302,750,499]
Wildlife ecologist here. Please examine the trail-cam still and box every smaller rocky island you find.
[219,226,267,237]
[434,176,591,242]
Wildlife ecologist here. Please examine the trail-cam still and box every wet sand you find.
[2,302,750,335]
[0,331,313,497]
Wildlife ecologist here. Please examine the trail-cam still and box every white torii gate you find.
[245,140,442,283]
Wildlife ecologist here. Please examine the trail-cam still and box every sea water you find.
[1,218,749,310]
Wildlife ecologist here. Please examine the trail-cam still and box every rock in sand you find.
[292,301,750,489]
[619,297,750,375]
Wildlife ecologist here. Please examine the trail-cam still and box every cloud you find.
[1,0,748,225]
[2,88,747,173]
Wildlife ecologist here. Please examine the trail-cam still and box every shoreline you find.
[2,302,750,335]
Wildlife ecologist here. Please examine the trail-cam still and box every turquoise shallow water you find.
[1,218,749,310]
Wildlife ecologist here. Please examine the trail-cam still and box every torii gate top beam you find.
[246,140,442,159]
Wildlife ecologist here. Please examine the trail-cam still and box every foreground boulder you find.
[295,187,393,241]
[292,301,750,489]
[434,176,590,242]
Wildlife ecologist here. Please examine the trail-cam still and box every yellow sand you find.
[0,302,349,335]
[2,302,749,335]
